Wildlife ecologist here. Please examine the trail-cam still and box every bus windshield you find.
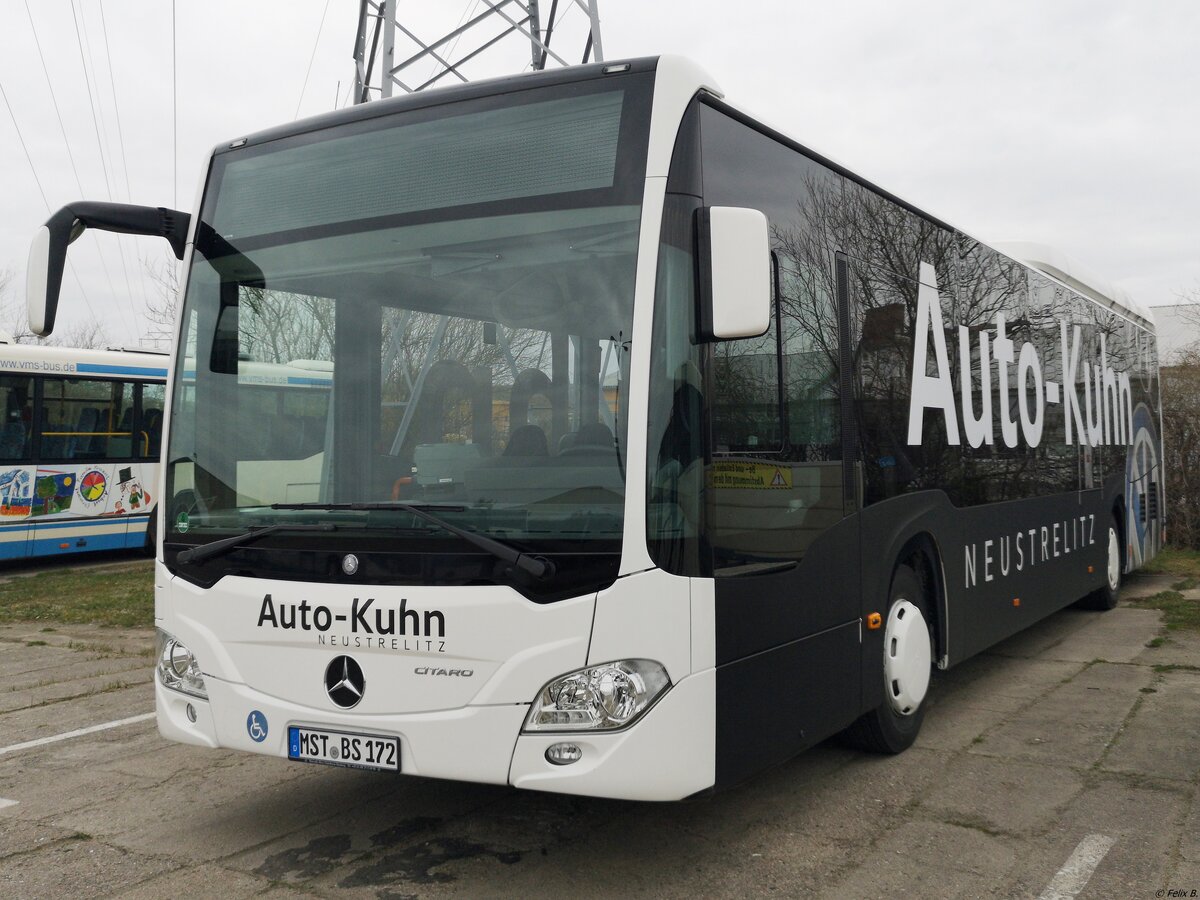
[166,75,652,593]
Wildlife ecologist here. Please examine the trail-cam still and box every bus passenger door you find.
[705,248,862,784]
[0,375,35,560]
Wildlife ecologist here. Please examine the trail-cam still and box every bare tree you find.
[1162,348,1200,549]
[60,318,110,350]
[144,257,183,347]
[0,267,109,348]
[1164,283,1200,362]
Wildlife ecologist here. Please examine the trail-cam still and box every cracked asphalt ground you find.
[2,574,1198,899]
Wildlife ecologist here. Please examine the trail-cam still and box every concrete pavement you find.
[1,576,1197,898]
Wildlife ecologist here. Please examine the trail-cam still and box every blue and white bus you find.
[25,56,1162,800]
[0,340,166,560]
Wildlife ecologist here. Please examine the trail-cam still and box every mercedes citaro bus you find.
[25,57,1162,800]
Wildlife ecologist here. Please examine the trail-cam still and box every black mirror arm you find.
[45,201,191,261]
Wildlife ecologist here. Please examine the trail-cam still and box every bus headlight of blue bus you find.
[524,660,670,731]
[155,628,207,699]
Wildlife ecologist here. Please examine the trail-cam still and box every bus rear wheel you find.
[1078,514,1121,611]
[842,564,932,754]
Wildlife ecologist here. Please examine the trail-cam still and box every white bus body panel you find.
[509,667,715,801]
[155,566,595,783]
[160,569,594,711]
[156,562,719,798]
[155,58,727,800]
[587,567,692,678]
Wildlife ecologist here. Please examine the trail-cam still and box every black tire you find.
[841,565,932,754]
[142,508,157,557]
[1077,514,1121,611]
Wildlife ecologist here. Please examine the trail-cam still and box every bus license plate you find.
[287,726,400,772]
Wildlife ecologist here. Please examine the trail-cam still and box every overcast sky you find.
[1,0,1197,345]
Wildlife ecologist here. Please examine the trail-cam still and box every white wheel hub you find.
[884,599,931,715]
[1107,526,1120,592]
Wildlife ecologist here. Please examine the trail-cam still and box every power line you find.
[295,0,333,119]
[78,0,143,336]
[23,1,86,198]
[70,1,116,201]
[0,78,51,215]
[98,1,135,205]
[429,1,483,87]
[97,0,153,323]
[69,0,138,338]
[0,75,99,324]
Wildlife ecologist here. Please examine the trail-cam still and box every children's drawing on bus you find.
[114,466,151,515]
[31,470,75,517]
[77,468,110,510]
[0,467,32,517]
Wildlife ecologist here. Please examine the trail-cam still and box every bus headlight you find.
[155,628,207,699]
[524,660,670,732]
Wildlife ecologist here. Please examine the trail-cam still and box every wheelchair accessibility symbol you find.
[247,710,268,743]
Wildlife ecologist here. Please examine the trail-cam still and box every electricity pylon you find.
[352,0,604,102]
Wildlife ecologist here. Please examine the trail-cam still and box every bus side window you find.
[709,276,782,455]
[0,376,33,462]
[138,383,166,458]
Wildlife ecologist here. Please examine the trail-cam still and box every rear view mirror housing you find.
[26,201,191,337]
[696,206,771,341]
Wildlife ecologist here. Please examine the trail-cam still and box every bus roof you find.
[212,55,1150,333]
[0,342,169,380]
[992,242,1154,330]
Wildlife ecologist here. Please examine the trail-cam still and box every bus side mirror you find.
[25,202,191,337]
[26,224,63,336]
[697,206,771,341]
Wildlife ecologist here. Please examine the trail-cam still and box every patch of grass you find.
[1146,636,1167,648]
[66,639,119,655]
[40,626,55,632]
[1142,547,1200,578]
[24,639,47,646]
[1172,577,1200,591]
[0,562,153,628]
[1125,589,1200,631]
[1153,663,1200,673]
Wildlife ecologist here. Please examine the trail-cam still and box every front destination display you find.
[27,56,1162,800]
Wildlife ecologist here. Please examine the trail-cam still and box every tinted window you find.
[40,378,134,461]
[139,382,166,458]
[0,376,33,463]
[698,104,846,569]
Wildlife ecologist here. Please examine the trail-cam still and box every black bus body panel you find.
[712,483,1116,789]
[654,90,1161,792]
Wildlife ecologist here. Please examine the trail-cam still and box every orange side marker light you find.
[1087,565,1094,574]
[866,612,882,630]
[1013,598,1021,608]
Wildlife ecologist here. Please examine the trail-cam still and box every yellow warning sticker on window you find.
[708,462,793,489]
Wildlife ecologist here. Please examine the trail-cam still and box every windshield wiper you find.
[270,501,556,580]
[175,523,338,565]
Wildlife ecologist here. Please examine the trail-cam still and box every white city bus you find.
[26,57,1161,800]
[0,340,165,560]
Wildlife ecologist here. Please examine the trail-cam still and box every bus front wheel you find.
[842,564,932,754]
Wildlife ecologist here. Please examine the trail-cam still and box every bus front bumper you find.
[156,667,715,801]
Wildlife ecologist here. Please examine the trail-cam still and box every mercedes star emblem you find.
[324,655,365,709]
